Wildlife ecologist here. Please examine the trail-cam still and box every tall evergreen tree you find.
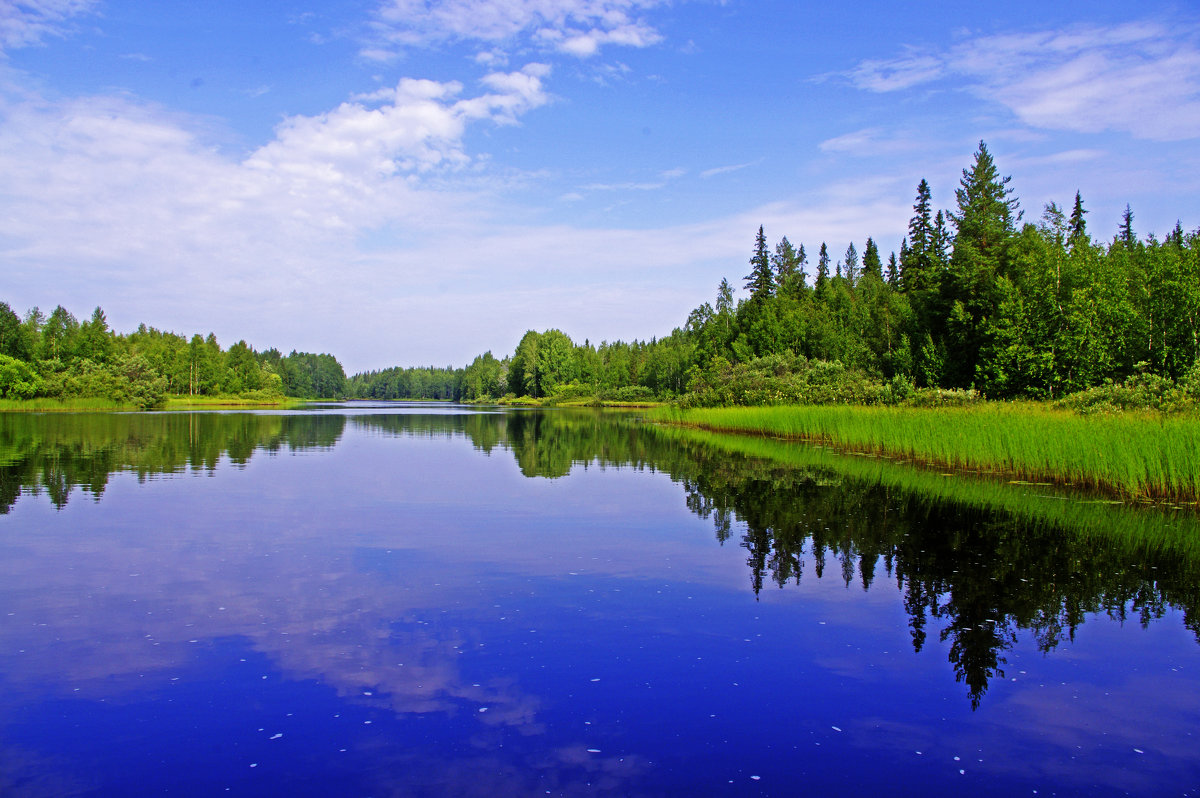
[1119,204,1136,248]
[744,226,774,300]
[863,237,882,281]
[950,141,1020,259]
[1068,191,1088,250]
[902,179,934,291]
[816,243,830,293]
[886,251,899,287]
[943,141,1021,387]
[843,242,859,284]
[771,236,802,290]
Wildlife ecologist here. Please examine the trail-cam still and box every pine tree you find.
[863,237,882,280]
[1068,190,1088,250]
[886,252,899,287]
[843,242,859,284]
[943,141,1021,388]
[950,141,1020,259]
[744,226,774,300]
[816,243,830,293]
[1119,204,1135,248]
[902,179,937,293]
[771,236,801,290]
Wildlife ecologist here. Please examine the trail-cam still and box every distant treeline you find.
[0,304,347,408]
[349,141,1200,407]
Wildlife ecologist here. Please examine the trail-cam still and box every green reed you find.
[649,422,1200,562]
[0,397,134,412]
[652,403,1200,501]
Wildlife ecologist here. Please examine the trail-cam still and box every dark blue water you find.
[0,405,1197,796]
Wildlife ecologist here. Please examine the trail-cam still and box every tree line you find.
[350,142,1200,405]
[0,303,347,407]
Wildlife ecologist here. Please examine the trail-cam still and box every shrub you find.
[0,354,43,399]
[1055,373,1197,414]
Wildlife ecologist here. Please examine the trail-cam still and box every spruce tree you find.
[950,141,1020,259]
[744,226,774,300]
[1119,204,1136,248]
[944,141,1021,388]
[863,237,882,280]
[1068,191,1088,250]
[843,242,859,284]
[816,243,830,293]
[771,236,801,290]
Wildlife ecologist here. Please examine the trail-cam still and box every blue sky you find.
[3,0,1199,373]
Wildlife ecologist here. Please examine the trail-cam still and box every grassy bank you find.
[652,403,1200,502]
[163,394,307,409]
[0,397,137,412]
[0,395,310,412]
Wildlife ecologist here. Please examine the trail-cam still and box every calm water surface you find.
[1,404,1198,797]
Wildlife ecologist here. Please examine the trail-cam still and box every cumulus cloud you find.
[244,63,550,208]
[843,21,1200,141]
[0,0,96,51]
[0,65,558,365]
[365,0,666,59]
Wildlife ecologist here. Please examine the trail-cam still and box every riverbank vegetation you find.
[653,403,1199,502]
[347,142,1200,414]
[0,304,347,409]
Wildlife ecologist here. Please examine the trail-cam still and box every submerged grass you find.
[652,403,1200,502]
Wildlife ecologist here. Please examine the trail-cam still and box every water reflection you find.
[0,406,1198,795]
[354,408,1200,708]
[0,411,346,510]
[3,407,1199,714]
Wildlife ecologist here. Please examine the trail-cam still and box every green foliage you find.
[0,299,343,404]
[1054,371,1200,414]
[0,355,43,399]
[680,353,890,408]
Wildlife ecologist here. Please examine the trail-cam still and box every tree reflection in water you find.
[2,405,1197,710]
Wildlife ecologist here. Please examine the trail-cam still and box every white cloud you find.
[843,51,943,92]
[818,128,929,156]
[843,21,1200,141]
[247,63,550,189]
[0,0,96,51]
[581,180,665,191]
[699,160,756,179]
[0,65,558,368]
[366,0,666,59]
[0,63,916,372]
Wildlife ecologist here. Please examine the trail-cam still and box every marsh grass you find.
[653,403,1200,502]
[0,397,134,412]
[162,395,304,409]
[653,422,1200,560]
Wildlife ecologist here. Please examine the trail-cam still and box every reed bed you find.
[652,403,1200,502]
[651,423,1200,561]
[0,397,133,412]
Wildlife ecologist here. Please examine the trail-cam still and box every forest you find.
[0,303,346,408]
[348,142,1200,409]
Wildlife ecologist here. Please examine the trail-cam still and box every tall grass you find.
[651,422,1200,561]
[652,403,1200,502]
[0,397,134,412]
[163,394,304,409]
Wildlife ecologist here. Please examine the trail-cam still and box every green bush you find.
[0,355,44,399]
[1054,373,1197,414]
[680,353,889,408]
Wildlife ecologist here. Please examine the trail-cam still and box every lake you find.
[1,403,1198,797]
